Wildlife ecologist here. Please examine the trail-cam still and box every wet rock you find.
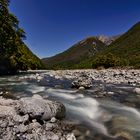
[107,92,114,95]
[72,129,82,137]
[55,84,64,89]
[72,77,92,89]
[115,131,135,140]
[1,92,17,100]
[79,86,85,90]
[133,88,140,94]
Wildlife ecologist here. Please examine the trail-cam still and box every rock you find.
[17,96,66,121]
[72,129,82,137]
[72,77,92,89]
[133,88,140,94]
[0,91,3,95]
[0,120,8,128]
[32,94,43,99]
[0,98,16,106]
[28,121,41,131]
[50,117,57,123]
[15,124,28,133]
[0,96,75,140]
[115,131,135,140]
[107,92,114,95]
[55,85,64,89]
[45,122,56,131]
[46,132,59,140]
[66,133,76,140]
[41,135,48,140]
[0,105,17,118]
[79,86,85,90]
[2,92,17,100]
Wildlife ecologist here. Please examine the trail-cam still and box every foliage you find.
[0,0,45,75]
[92,53,128,68]
[98,22,140,68]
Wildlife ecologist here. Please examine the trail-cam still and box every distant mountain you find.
[93,21,140,68]
[97,35,120,45]
[43,21,140,69]
[42,37,106,69]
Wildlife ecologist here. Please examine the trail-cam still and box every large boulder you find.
[16,95,66,120]
[0,95,75,140]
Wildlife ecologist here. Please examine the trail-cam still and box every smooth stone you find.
[107,92,114,95]
[133,88,140,94]
[50,117,57,123]
[66,133,76,140]
[79,87,85,90]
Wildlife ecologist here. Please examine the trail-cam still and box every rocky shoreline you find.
[0,69,140,140]
[0,94,76,140]
[44,69,140,86]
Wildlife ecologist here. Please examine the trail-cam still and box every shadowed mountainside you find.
[42,37,106,69]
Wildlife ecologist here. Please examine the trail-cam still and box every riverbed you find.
[0,69,140,140]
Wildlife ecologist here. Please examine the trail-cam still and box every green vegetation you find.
[92,22,140,69]
[43,22,140,70]
[0,0,45,75]
[42,37,106,69]
[92,53,128,68]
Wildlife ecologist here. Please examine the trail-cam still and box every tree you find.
[0,0,45,75]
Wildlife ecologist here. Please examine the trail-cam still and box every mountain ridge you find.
[42,37,106,69]
[42,21,140,69]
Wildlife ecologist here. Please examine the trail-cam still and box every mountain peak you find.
[97,35,120,45]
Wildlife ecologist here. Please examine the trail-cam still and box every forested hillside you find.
[0,0,45,75]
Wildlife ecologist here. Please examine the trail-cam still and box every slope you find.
[92,22,140,68]
[0,0,45,75]
[42,37,106,69]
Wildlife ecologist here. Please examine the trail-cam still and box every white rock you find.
[79,86,85,90]
[133,88,140,94]
[108,92,114,95]
[66,133,76,140]
[50,117,57,123]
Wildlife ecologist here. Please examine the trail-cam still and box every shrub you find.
[92,53,128,69]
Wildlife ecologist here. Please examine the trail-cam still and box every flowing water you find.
[0,71,140,139]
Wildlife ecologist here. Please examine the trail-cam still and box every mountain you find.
[43,21,140,69]
[92,21,140,68]
[0,0,45,75]
[97,35,120,45]
[42,37,106,69]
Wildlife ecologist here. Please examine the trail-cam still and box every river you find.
[0,71,140,140]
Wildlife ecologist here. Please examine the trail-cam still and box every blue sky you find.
[10,0,140,58]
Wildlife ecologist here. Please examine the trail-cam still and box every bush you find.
[92,53,128,69]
